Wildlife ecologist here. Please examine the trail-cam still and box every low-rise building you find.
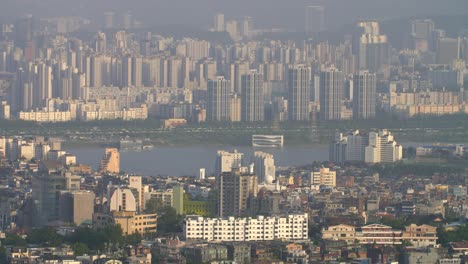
[322,224,356,244]
[402,224,438,247]
[112,211,157,235]
[185,214,308,242]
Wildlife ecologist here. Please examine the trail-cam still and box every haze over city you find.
[0,0,467,263]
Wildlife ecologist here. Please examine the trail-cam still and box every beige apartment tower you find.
[99,148,120,174]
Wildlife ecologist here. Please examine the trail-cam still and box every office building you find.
[99,148,120,174]
[59,190,95,226]
[185,214,309,242]
[353,71,376,119]
[320,67,344,120]
[305,6,325,33]
[214,149,244,176]
[241,70,264,122]
[207,76,231,121]
[218,168,258,217]
[288,65,311,121]
[311,167,336,187]
[253,151,276,184]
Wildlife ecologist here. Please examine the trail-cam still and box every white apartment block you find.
[214,149,244,176]
[253,151,276,184]
[185,214,308,242]
[311,167,336,187]
[18,111,72,122]
[330,129,403,164]
[364,130,403,164]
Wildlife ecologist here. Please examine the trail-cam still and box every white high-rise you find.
[353,71,376,119]
[365,130,403,164]
[253,151,276,184]
[214,13,225,32]
[214,149,244,176]
[207,76,231,122]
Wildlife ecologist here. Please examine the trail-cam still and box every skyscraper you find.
[104,12,115,29]
[241,70,264,122]
[436,37,459,65]
[357,22,389,72]
[214,13,225,32]
[320,67,344,120]
[207,76,231,122]
[288,65,311,121]
[218,168,258,217]
[353,71,376,119]
[305,6,325,33]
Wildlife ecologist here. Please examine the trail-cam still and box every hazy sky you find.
[2,0,468,30]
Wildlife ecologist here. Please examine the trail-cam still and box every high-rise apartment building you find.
[241,70,264,122]
[320,67,344,120]
[330,129,403,164]
[353,71,376,119]
[253,151,276,184]
[99,148,120,174]
[218,168,258,217]
[215,149,243,176]
[214,13,225,32]
[436,37,459,65]
[207,76,231,122]
[288,65,311,121]
[365,130,403,164]
[305,6,325,33]
[230,94,241,122]
[357,21,389,72]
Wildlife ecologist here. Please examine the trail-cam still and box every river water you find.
[67,145,330,176]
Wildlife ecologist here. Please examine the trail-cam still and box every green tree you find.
[3,233,27,247]
[27,227,64,247]
[125,232,143,246]
[145,198,163,214]
[0,246,6,263]
[158,206,183,233]
[72,242,90,256]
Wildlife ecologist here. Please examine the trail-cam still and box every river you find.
[67,145,330,176]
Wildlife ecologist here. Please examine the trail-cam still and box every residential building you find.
[320,67,344,120]
[288,65,311,121]
[311,167,336,187]
[99,148,120,174]
[214,149,243,176]
[218,168,258,217]
[253,151,276,184]
[402,224,438,247]
[185,214,309,242]
[322,224,356,244]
